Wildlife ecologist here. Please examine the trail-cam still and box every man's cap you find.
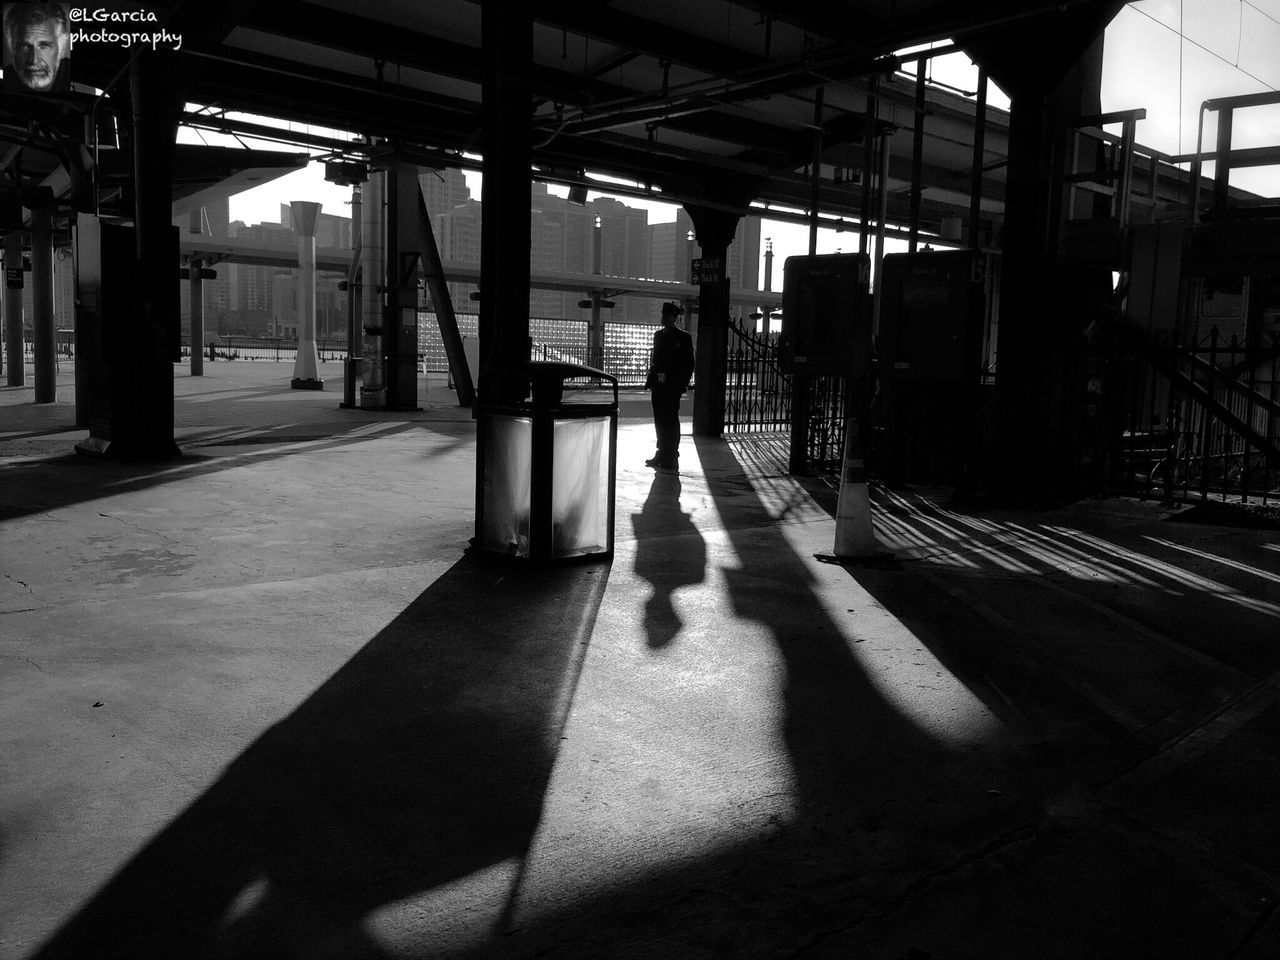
[661,301,681,316]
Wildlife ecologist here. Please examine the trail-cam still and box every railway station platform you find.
[3,361,1280,959]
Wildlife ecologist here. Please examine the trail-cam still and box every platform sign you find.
[5,266,21,288]
[691,256,723,284]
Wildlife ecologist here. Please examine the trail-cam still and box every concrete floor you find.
[3,361,1280,959]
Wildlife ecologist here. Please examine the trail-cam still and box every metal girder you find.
[525,0,770,79]
[413,181,472,407]
[729,0,890,46]
[553,100,800,158]
[75,45,483,146]
[761,111,878,172]
[550,93,885,183]
[546,46,892,144]
[239,1,628,110]
[164,0,265,47]
[961,1,1124,99]
[180,112,367,155]
[238,3,812,165]
[657,113,802,158]
[61,0,1092,260]
[735,0,1116,58]
[536,130,777,200]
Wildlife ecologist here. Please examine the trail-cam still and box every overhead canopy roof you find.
[56,0,1122,236]
[0,93,305,220]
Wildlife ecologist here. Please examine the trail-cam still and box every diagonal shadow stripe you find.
[31,555,610,959]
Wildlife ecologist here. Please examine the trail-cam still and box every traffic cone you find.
[817,414,890,565]
[834,460,876,556]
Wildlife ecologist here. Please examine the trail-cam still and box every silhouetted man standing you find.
[644,301,694,470]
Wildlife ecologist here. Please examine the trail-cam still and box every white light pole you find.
[290,200,324,390]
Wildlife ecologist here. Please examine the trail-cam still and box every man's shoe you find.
[644,457,662,467]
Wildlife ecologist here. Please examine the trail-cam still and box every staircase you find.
[1116,324,1280,503]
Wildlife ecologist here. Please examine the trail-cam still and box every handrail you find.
[1066,108,1144,225]
[1116,323,1280,470]
[1179,346,1280,423]
[1188,90,1280,221]
[727,313,783,370]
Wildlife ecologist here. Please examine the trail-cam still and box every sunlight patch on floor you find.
[776,507,1005,749]
[361,858,524,958]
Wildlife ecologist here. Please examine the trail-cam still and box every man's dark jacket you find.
[646,324,694,393]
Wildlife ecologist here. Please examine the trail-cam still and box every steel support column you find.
[383,164,420,410]
[30,199,55,403]
[968,68,989,249]
[909,56,926,253]
[478,0,532,404]
[343,183,362,409]
[187,207,204,376]
[588,218,603,369]
[988,34,1109,501]
[687,204,738,438]
[873,135,890,338]
[100,51,181,460]
[859,79,877,257]
[3,232,22,386]
[791,89,825,473]
[360,169,386,409]
[189,256,204,377]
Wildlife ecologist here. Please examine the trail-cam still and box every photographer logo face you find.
[4,4,70,93]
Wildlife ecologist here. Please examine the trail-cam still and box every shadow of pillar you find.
[689,437,970,817]
[33,556,611,960]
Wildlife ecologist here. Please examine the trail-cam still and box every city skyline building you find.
[179,170,767,339]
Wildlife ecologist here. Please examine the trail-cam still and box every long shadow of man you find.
[631,471,706,649]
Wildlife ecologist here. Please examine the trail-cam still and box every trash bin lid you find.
[527,361,617,407]
[526,361,617,387]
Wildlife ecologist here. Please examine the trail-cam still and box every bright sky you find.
[196,3,1280,290]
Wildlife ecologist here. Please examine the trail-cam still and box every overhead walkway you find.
[177,234,792,314]
[2,361,1280,959]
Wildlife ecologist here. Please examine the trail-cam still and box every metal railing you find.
[17,314,661,386]
[806,374,849,469]
[20,332,352,363]
[1065,108,1146,226]
[177,336,350,362]
[1118,326,1280,504]
[724,315,847,470]
[1188,90,1280,224]
[419,312,660,386]
[725,320,789,432]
